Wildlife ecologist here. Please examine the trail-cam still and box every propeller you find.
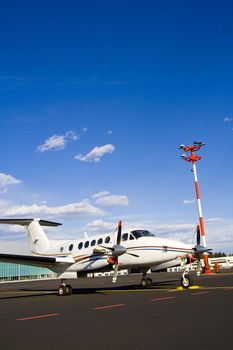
[193,225,212,275]
[99,220,139,283]
[185,225,212,275]
[193,225,212,254]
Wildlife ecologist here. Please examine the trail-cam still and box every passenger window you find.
[69,244,73,251]
[91,239,96,246]
[97,238,103,245]
[105,236,110,243]
[60,247,64,252]
[84,241,89,248]
[78,242,83,250]
[129,234,134,240]
[122,233,128,241]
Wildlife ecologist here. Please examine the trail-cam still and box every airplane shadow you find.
[0,279,180,300]
[71,279,179,295]
[0,291,57,300]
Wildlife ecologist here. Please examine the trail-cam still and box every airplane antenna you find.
[179,141,211,274]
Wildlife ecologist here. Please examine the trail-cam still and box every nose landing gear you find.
[181,273,193,289]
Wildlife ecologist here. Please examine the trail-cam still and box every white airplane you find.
[0,218,210,296]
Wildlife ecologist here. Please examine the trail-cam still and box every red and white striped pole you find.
[179,142,211,274]
[192,161,207,248]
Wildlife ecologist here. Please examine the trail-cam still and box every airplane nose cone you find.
[112,245,127,257]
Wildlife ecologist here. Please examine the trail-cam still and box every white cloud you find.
[183,199,195,205]
[0,239,30,254]
[92,191,110,199]
[95,194,129,207]
[107,130,113,135]
[150,223,196,239]
[0,222,23,234]
[224,117,233,122]
[205,217,224,223]
[0,199,10,211]
[37,130,79,152]
[92,191,129,207]
[0,199,105,219]
[204,219,233,253]
[82,127,88,133]
[0,173,22,192]
[1,199,232,253]
[121,219,233,253]
[37,135,65,152]
[65,130,79,141]
[74,144,115,162]
[85,219,116,232]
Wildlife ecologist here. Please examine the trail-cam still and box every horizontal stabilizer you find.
[0,219,62,227]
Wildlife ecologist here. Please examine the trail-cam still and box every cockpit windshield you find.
[131,230,155,239]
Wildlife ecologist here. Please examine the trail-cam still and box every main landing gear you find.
[141,273,153,288]
[140,271,194,289]
[58,281,73,296]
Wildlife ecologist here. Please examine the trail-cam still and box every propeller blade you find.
[196,225,201,246]
[196,259,202,276]
[194,246,212,255]
[116,220,122,245]
[99,245,114,252]
[112,262,119,283]
[181,257,186,269]
[204,248,212,253]
[126,252,139,258]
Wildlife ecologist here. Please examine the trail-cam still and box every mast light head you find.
[194,141,205,146]
[179,144,185,150]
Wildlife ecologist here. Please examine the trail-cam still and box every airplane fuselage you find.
[46,231,194,277]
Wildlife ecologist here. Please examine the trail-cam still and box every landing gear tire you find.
[66,285,72,295]
[181,274,193,289]
[141,278,152,288]
[58,285,72,296]
[58,285,67,296]
[147,278,152,285]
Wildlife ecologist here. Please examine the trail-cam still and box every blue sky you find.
[0,0,233,252]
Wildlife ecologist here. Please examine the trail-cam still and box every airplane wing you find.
[0,253,75,269]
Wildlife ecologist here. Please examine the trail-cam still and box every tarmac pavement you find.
[0,270,232,350]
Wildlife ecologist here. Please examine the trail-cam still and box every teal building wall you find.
[0,262,55,282]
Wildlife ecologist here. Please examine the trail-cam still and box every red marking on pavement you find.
[191,291,209,296]
[16,313,60,321]
[93,304,125,310]
[150,296,175,302]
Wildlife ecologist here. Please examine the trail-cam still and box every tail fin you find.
[0,219,62,254]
